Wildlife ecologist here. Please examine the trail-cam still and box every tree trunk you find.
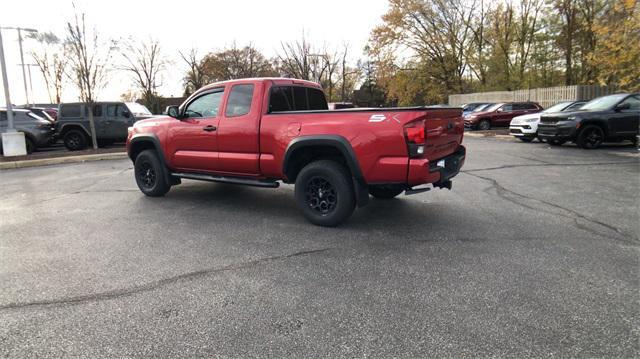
[87,105,98,150]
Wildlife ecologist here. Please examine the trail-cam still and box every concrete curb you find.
[0,152,128,170]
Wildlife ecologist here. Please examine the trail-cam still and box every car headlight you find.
[525,117,538,123]
[566,116,577,121]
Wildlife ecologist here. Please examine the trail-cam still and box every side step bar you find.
[171,172,279,188]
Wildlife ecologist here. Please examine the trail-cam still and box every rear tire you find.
[294,160,355,227]
[369,185,404,199]
[63,129,88,151]
[134,149,171,197]
[577,125,604,149]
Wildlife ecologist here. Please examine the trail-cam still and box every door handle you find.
[203,125,217,132]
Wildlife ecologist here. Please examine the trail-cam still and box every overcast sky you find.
[0,0,389,105]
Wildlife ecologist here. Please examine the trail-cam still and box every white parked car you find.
[509,101,586,142]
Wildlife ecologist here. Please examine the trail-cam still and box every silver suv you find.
[0,109,54,154]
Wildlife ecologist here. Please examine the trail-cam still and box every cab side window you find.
[501,104,513,112]
[107,104,127,117]
[185,90,224,118]
[269,86,328,112]
[225,84,254,117]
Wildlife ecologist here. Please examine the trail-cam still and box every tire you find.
[369,185,404,199]
[577,125,604,149]
[294,160,355,227]
[548,139,566,146]
[25,137,35,154]
[63,129,88,151]
[477,119,491,131]
[518,137,534,143]
[134,149,171,197]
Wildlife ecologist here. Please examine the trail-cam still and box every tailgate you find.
[422,109,464,160]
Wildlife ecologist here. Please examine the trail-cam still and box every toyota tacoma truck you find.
[126,78,466,226]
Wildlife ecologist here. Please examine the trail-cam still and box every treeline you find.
[367,0,640,105]
[27,1,639,111]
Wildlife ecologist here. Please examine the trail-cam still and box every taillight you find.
[404,119,426,157]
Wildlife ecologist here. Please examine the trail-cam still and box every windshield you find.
[543,102,572,113]
[125,102,152,116]
[580,94,627,111]
[473,103,494,112]
[480,103,502,113]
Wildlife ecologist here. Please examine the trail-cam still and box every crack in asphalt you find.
[463,172,638,244]
[462,160,637,173]
[0,248,332,312]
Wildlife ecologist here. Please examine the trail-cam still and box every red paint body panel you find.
[127,78,465,188]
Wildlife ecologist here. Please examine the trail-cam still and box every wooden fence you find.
[448,85,619,108]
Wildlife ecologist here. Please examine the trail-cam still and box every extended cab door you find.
[167,88,225,172]
[215,82,261,175]
[494,104,515,126]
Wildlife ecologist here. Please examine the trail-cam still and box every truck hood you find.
[133,116,175,127]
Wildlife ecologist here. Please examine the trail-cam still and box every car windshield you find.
[125,102,152,116]
[580,94,628,111]
[543,102,573,113]
[481,103,502,112]
[473,103,493,112]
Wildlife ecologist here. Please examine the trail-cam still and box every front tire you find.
[134,150,171,197]
[63,130,88,151]
[369,185,404,199]
[477,120,491,131]
[294,160,355,227]
[577,125,604,149]
[25,137,35,154]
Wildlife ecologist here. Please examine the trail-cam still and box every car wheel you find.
[548,139,565,146]
[294,160,355,227]
[577,125,604,149]
[518,137,534,143]
[369,185,404,199]
[477,120,491,131]
[63,130,88,151]
[134,149,171,197]
[25,137,35,154]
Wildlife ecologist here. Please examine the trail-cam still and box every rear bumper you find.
[407,146,466,186]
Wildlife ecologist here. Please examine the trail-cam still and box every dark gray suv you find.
[0,109,55,154]
[56,102,153,150]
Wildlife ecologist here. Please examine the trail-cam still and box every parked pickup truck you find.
[126,78,466,226]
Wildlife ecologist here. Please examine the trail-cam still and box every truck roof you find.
[199,77,322,92]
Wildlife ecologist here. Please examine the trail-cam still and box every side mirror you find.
[615,103,631,111]
[122,110,131,118]
[165,105,180,118]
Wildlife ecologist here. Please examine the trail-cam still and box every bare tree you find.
[29,32,67,103]
[121,38,168,113]
[277,32,327,81]
[66,4,113,150]
[179,48,207,95]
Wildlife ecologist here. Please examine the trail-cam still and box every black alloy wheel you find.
[305,176,338,215]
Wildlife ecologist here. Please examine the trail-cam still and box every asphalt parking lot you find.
[1,136,638,358]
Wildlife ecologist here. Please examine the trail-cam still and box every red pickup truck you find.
[126,78,466,226]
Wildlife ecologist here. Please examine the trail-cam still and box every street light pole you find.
[0,27,15,131]
[17,28,30,107]
[1,26,38,107]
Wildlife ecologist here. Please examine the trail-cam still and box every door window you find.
[268,86,328,112]
[501,104,513,112]
[619,96,640,110]
[185,90,224,118]
[107,104,127,117]
[61,104,81,118]
[225,84,254,117]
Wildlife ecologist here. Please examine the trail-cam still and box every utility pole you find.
[18,64,38,106]
[0,26,27,156]
[1,27,38,107]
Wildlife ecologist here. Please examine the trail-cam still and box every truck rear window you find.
[269,86,328,112]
